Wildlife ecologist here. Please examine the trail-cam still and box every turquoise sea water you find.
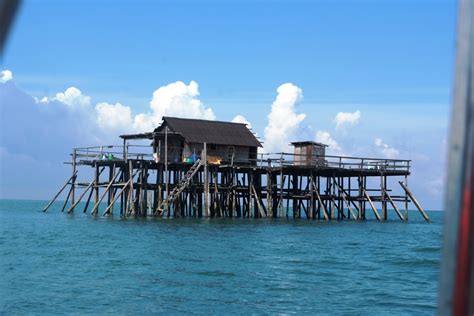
[0,200,442,314]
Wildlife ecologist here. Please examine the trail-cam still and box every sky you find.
[0,0,456,210]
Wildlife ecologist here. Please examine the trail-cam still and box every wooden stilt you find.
[42,171,78,212]
[90,170,121,215]
[363,189,381,221]
[399,181,430,222]
[67,167,105,213]
[384,189,405,221]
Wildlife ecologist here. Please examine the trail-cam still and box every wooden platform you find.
[43,145,429,222]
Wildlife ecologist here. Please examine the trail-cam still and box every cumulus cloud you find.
[133,113,155,132]
[315,130,342,154]
[0,69,13,83]
[334,110,361,130]
[231,115,252,129]
[95,102,133,130]
[118,80,215,133]
[374,138,399,158]
[53,87,91,107]
[263,83,306,153]
[149,80,215,121]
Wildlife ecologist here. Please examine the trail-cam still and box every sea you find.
[0,199,443,315]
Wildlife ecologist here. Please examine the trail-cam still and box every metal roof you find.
[154,117,262,147]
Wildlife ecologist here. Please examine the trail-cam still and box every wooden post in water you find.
[203,142,210,217]
[279,154,284,218]
[70,149,77,210]
[399,181,430,222]
[381,173,387,220]
[248,171,253,218]
[267,164,273,217]
[94,162,100,209]
[404,175,409,221]
[164,127,169,215]
[42,170,77,212]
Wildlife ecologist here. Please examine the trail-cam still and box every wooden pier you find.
[43,117,430,222]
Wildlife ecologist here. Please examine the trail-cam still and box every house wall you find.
[155,140,256,165]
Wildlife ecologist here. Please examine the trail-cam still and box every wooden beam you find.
[399,181,430,222]
[363,189,381,221]
[311,181,329,220]
[384,189,405,221]
[90,170,122,215]
[67,167,105,214]
[103,170,139,216]
[332,177,357,221]
[42,171,78,212]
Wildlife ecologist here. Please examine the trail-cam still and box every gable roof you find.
[155,117,262,147]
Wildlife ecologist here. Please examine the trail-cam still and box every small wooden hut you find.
[291,141,327,166]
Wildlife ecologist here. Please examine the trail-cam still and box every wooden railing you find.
[72,145,410,172]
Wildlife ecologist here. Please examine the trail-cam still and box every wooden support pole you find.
[60,185,73,213]
[311,180,329,220]
[165,126,169,215]
[363,189,381,221]
[399,181,430,222]
[252,185,265,217]
[267,167,273,217]
[309,173,314,220]
[94,163,100,207]
[90,170,121,215]
[332,176,357,221]
[103,171,138,216]
[404,175,409,220]
[83,185,94,213]
[384,190,405,221]
[67,167,105,214]
[248,172,253,218]
[42,170,78,212]
[203,142,210,217]
[358,176,363,220]
[279,171,284,218]
[381,173,387,220]
[71,149,77,208]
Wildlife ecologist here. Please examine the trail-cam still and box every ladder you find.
[155,159,202,215]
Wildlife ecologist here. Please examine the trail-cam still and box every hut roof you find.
[291,141,328,147]
[155,117,262,147]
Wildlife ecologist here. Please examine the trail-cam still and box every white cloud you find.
[231,115,252,129]
[374,137,399,158]
[133,113,155,133]
[95,102,133,130]
[334,110,361,130]
[120,80,215,133]
[315,130,342,154]
[149,80,215,121]
[53,87,91,107]
[263,83,306,153]
[0,70,13,83]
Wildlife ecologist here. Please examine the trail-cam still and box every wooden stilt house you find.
[152,117,262,166]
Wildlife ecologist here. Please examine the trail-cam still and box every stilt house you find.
[152,117,262,166]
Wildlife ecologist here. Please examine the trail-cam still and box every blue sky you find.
[0,0,456,209]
